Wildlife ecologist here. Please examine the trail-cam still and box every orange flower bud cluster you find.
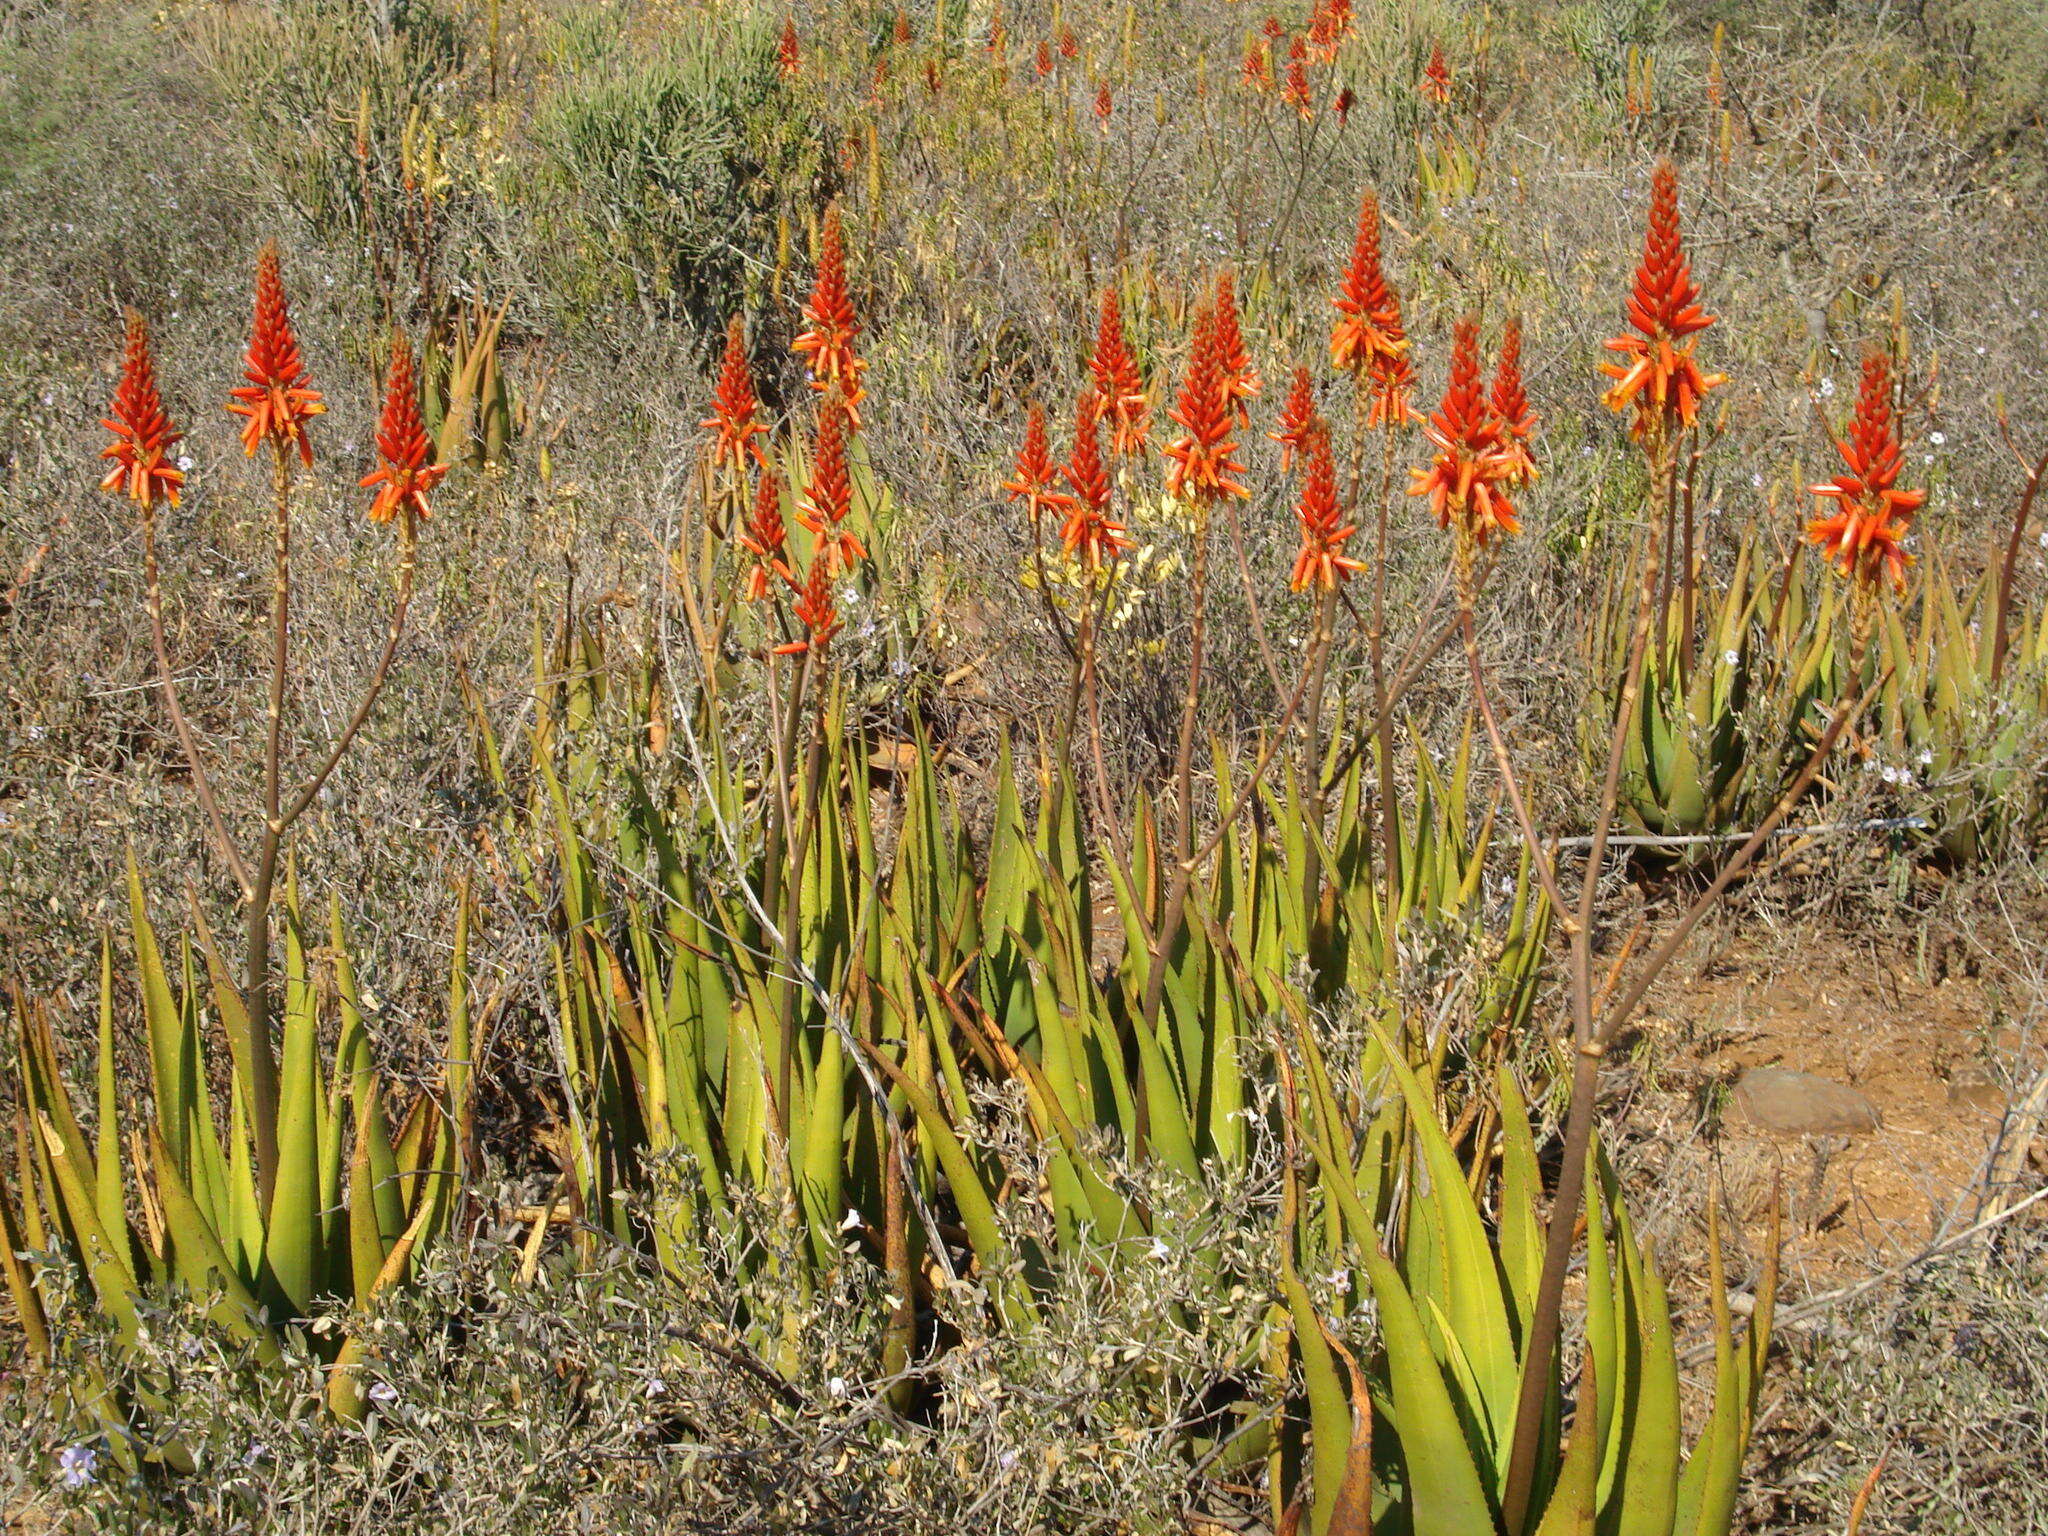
[1330,191,1416,425]
[1600,161,1724,439]
[1210,271,1261,426]
[1060,391,1134,573]
[227,241,325,466]
[792,204,867,425]
[1420,43,1451,104]
[776,17,800,78]
[1806,347,1924,591]
[100,312,185,513]
[1164,295,1249,506]
[1003,402,1076,524]
[361,332,446,526]
[703,315,769,472]
[1268,365,1322,474]
[1290,425,1362,592]
[739,470,792,601]
[1490,317,1538,486]
[1086,289,1150,457]
[797,394,866,577]
[1282,36,1313,117]
[1409,317,1519,547]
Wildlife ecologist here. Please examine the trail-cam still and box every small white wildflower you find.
[1818,377,1836,398]
[58,1445,97,1489]
[1751,471,1765,488]
[176,454,194,472]
[839,1208,863,1232]
[827,1376,848,1398]
[1929,431,1945,446]
[367,1380,399,1405]
[1150,1236,1171,1261]
[1722,649,1740,667]
[1975,345,1987,355]
[1917,749,1933,766]
[646,1377,666,1398]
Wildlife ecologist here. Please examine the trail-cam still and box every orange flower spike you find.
[1241,34,1274,93]
[1282,36,1313,117]
[360,332,446,526]
[738,470,792,601]
[1332,86,1355,124]
[1059,26,1079,59]
[1269,365,1322,474]
[1094,80,1113,128]
[1163,304,1250,506]
[792,204,867,425]
[703,315,769,472]
[1408,316,1518,545]
[1210,271,1261,425]
[1035,39,1054,77]
[1806,346,1925,591]
[99,310,185,513]
[1600,160,1726,439]
[1420,42,1451,104]
[1490,317,1538,485]
[227,241,325,466]
[1087,288,1151,457]
[1002,402,1077,523]
[797,397,866,576]
[776,17,800,78]
[776,560,843,655]
[1290,425,1363,592]
[1060,391,1134,573]
[894,10,912,44]
[1329,192,1409,379]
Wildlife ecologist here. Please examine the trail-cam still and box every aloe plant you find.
[3,865,474,1460]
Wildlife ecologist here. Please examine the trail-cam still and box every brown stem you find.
[1366,413,1401,893]
[1299,584,1338,929]
[1223,497,1287,699]
[778,656,831,1159]
[1989,439,2048,685]
[277,515,418,831]
[139,506,251,896]
[243,441,294,1217]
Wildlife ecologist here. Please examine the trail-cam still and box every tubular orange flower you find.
[797,395,866,575]
[1211,270,1261,425]
[1060,392,1134,573]
[1330,191,1417,424]
[1282,36,1313,117]
[1332,86,1355,124]
[1002,402,1076,523]
[1087,288,1151,457]
[702,315,769,472]
[1600,160,1725,439]
[1241,34,1274,93]
[894,10,912,44]
[792,204,867,425]
[1269,364,1321,474]
[100,310,184,513]
[1420,43,1451,104]
[1490,317,1538,485]
[1409,317,1518,545]
[1094,80,1113,127]
[1290,424,1362,591]
[1163,303,1249,505]
[739,470,791,601]
[361,331,446,526]
[227,241,325,465]
[1035,39,1054,77]
[987,3,1006,54]
[1059,25,1078,59]
[776,560,842,655]
[776,17,799,78]
[1806,346,1925,591]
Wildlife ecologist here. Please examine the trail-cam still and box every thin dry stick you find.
[1365,413,1402,888]
[1989,436,2048,685]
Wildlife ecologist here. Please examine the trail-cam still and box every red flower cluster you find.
[1268,365,1321,474]
[1087,289,1150,457]
[227,241,325,465]
[1164,299,1249,506]
[1210,271,1261,425]
[1282,36,1313,117]
[703,315,768,472]
[739,470,791,601]
[797,395,865,576]
[1060,392,1134,573]
[792,204,867,425]
[778,560,843,655]
[1094,80,1113,128]
[1420,43,1451,104]
[1330,191,1416,425]
[1002,402,1075,524]
[1601,161,1724,439]
[1409,318,1519,547]
[100,311,185,513]
[361,332,446,526]
[1306,0,1352,61]
[1035,39,1054,77]
[1241,34,1274,93]
[1807,347,1924,591]
[1058,26,1078,59]
[1290,425,1361,592]
[1490,317,1538,486]
[776,17,799,78]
